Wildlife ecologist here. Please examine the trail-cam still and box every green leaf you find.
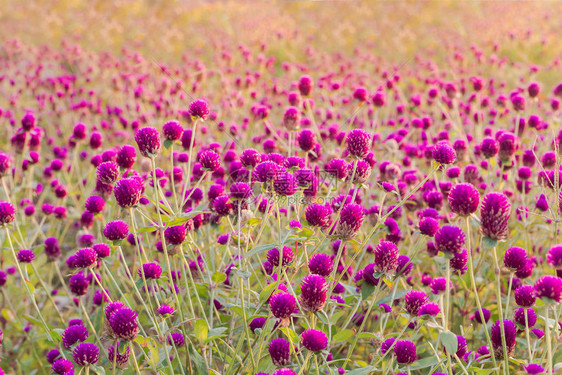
[409,356,439,370]
[481,236,498,250]
[357,332,378,339]
[376,290,407,305]
[346,366,380,375]
[247,217,262,226]
[194,319,209,342]
[189,346,209,375]
[280,327,299,343]
[298,227,314,238]
[258,283,278,305]
[211,272,227,283]
[25,280,35,294]
[361,283,375,300]
[332,329,354,342]
[90,364,106,375]
[167,217,190,226]
[247,243,276,258]
[137,226,158,234]
[163,139,173,150]
[439,331,458,354]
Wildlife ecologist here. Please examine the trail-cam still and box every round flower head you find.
[73,342,100,366]
[282,106,301,130]
[534,275,562,303]
[17,249,35,263]
[434,225,465,254]
[448,183,479,216]
[404,290,427,316]
[249,317,267,333]
[514,307,537,328]
[346,129,371,159]
[85,195,105,214]
[450,248,468,274]
[103,220,129,241]
[200,150,221,171]
[213,195,232,216]
[138,262,162,280]
[504,247,528,271]
[300,274,328,312]
[547,244,562,269]
[301,329,328,352]
[432,142,456,165]
[21,111,36,131]
[430,278,448,294]
[109,307,139,341]
[46,349,61,364]
[74,248,98,268]
[308,254,333,276]
[373,240,399,275]
[240,148,262,169]
[273,172,298,196]
[188,99,210,120]
[162,121,183,141]
[273,369,296,375]
[336,203,364,240]
[167,332,185,347]
[164,225,186,245]
[135,127,161,157]
[69,271,89,295]
[305,203,332,227]
[394,340,417,364]
[297,129,316,152]
[381,338,395,355]
[298,75,313,96]
[481,137,499,158]
[473,308,491,324]
[490,319,517,359]
[524,364,545,374]
[267,246,294,268]
[253,161,283,183]
[92,243,110,259]
[515,285,536,307]
[52,358,74,375]
[108,342,130,369]
[0,153,13,177]
[113,177,144,208]
[269,338,291,366]
[325,159,350,180]
[419,217,439,236]
[62,324,89,348]
[116,145,136,169]
[96,161,120,185]
[157,304,174,316]
[229,182,252,200]
[396,255,413,276]
[480,192,511,241]
[269,292,296,320]
[498,132,517,162]
[105,300,126,321]
[418,302,441,317]
[0,202,15,225]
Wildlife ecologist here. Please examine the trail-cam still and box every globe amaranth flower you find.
[138,262,162,279]
[480,192,511,241]
[73,342,100,366]
[473,308,491,324]
[432,142,456,165]
[430,277,448,294]
[513,307,537,328]
[162,121,183,141]
[404,290,427,316]
[336,203,364,240]
[167,332,185,347]
[418,302,440,317]
[301,329,328,352]
[346,129,371,159]
[253,161,283,183]
[419,216,439,236]
[188,99,210,120]
[17,249,35,263]
[135,127,161,157]
[96,161,120,185]
[524,364,545,374]
[272,369,296,375]
[490,319,517,359]
[434,225,465,254]
[46,349,61,364]
[269,338,291,366]
[62,324,89,348]
[534,275,562,303]
[481,137,499,158]
[92,243,111,259]
[249,317,267,333]
[448,183,479,216]
[269,292,296,320]
[109,307,139,341]
[298,75,313,96]
[394,340,417,364]
[267,246,294,268]
[116,145,136,169]
[273,172,297,196]
[547,244,562,269]
[305,203,332,227]
[69,271,89,296]
[164,225,186,245]
[297,129,316,152]
[308,253,333,277]
[157,304,174,316]
[300,274,328,312]
[514,285,536,307]
[325,158,350,180]
[199,150,221,172]
[282,106,301,130]
[108,342,130,369]
[0,201,15,225]
[373,240,399,275]
[114,177,144,208]
[450,248,468,274]
[52,358,74,375]
[229,182,252,200]
[103,220,129,241]
[381,338,395,354]
[74,248,98,268]
[504,246,528,271]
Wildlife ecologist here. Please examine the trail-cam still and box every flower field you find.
[1,1,562,374]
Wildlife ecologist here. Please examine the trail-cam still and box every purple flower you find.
[103,220,129,241]
[269,338,291,366]
[301,329,328,351]
[373,240,399,275]
[336,203,364,240]
[164,225,186,245]
[434,225,465,254]
[473,308,491,324]
[113,177,144,208]
[504,247,528,271]
[490,319,517,359]
[430,278,447,294]
[52,358,74,375]
[514,307,536,328]
[547,244,562,269]
[297,129,316,152]
[69,271,89,295]
[305,203,332,227]
[116,145,136,169]
[0,202,15,225]
[534,275,562,303]
[346,129,371,159]
[188,99,210,120]
[135,127,161,157]
[381,338,395,355]
[229,182,252,200]
[108,342,130,369]
[269,292,296,320]
[480,192,511,241]
[17,249,35,263]
[514,285,536,307]
[273,369,296,375]
[308,254,333,277]
[418,302,440,317]
[167,332,185,347]
[448,183,479,216]
[300,274,328,312]
[74,248,98,268]
[109,307,139,341]
[46,349,61,364]
[273,172,298,196]
[524,364,545,374]
[298,75,313,96]
[394,340,417,364]
[138,262,162,279]
[249,317,267,333]
[267,246,294,267]
[73,342,100,366]
[419,217,439,236]
[85,195,105,214]
[450,248,468,274]
[157,304,174,316]
[282,106,301,130]
[96,161,120,185]
[162,121,184,141]
[481,137,499,158]
[200,150,221,172]
[62,325,89,348]
[432,142,456,165]
[404,290,427,316]
[213,196,232,216]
